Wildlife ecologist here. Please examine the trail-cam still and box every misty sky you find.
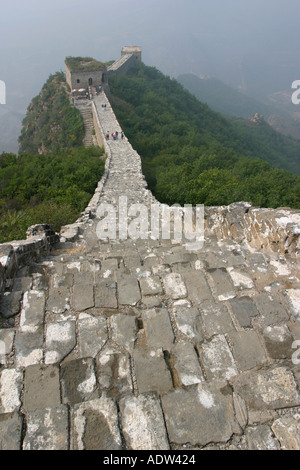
[0,0,299,115]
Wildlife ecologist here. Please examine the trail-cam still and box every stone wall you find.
[65,67,108,91]
[206,202,300,257]
[108,54,139,76]
[0,225,59,295]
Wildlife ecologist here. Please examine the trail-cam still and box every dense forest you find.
[0,73,105,243]
[108,62,300,208]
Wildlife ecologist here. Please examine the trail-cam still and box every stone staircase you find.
[0,90,300,451]
[75,101,96,147]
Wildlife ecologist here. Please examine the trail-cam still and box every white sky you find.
[0,0,299,113]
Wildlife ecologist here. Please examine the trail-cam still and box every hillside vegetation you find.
[0,72,105,243]
[19,72,85,154]
[108,63,300,208]
[177,73,300,141]
[0,147,105,243]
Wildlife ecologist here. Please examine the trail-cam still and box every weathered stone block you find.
[228,296,259,328]
[162,273,187,300]
[0,368,23,414]
[227,330,268,370]
[71,283,94,311]
[94,281,118,309]
[119,394,169,450]
[200,300,235,339]
[45,320,76,364]
[61,358,98,405]
[96,346,132,397]
[0,412,23,450]
[142,308,174,350]
[161,382,238,446]
[171,341,204,386]
[23,364,60,412]
[70,397,122,450]
[200,334,238,381]
[78,314,107,357]
[173,306,203,343]
[23,405,69,450]
[110,314,137,351]
[230,367,300,410]
[254,293,289,326]
[133,348,173,394]
[117,275,141,306]
[139,276,162,296]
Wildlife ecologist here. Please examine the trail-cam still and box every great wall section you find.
[0,49,300,451]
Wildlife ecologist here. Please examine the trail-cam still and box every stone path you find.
[0,92,300,451]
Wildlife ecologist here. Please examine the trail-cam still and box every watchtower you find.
[64,57,108,91]
[121,46,142,62]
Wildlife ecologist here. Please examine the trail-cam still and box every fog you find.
[0,0,299,152]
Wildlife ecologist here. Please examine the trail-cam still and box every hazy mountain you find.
[0,111,24,154]
[177,74,300,140]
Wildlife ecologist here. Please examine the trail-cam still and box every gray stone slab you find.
[117,275,141,306]
[71,397,122,450]
[0,291,22,318]
[0,412,23,450]
[182,271,213,305]
[227,330,268,370]
[271,415,300,450]
[230,367,300,410]
[254,293,289,326]
[207,268,236,301]
[142,308,174,351]
[139,276,163,296]
[19,290,45,329]
[96,345,132,398]
[172,341,204,386]
[119,394,170,450]
[73,271,94,284]
[45,320,76,364]
[163,273,187,300]
[47,287,70,314]
[200,334,238,381]
[142,296,162,308]
[71,283,94,311]
[51,272,74,289]
[78,314,107,357]
[161,382,238,446]
[94,281,118,309]
[61,358,98,405]
[173,306,203,343]
[227,267,254,289]
[110,314,137,351]
[133,348,173,394]
[0,368,23,414]
[15,326,44,367]
[0,328,15,364]
[23,364,61,412]
[245,424,281,450]
[12,276,32,292]
[200,300,235,339]
[262,325,294,360]
[23,405,69,450]
[228,296,259,328]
